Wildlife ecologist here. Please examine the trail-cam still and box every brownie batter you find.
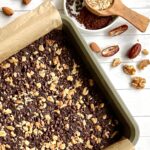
[0,30,120,150]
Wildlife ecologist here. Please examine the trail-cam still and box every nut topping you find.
[0,131,7,137]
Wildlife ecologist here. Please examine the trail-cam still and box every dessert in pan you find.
[0,30,121,149]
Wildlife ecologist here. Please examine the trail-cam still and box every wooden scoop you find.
[84,0,150,32]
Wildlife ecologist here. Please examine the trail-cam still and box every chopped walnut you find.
[142,49,149,55]
[22,56,27,62]
[82,87,89,96]
[3,109,12,114]
[27,71,34,78]
[6,126,15,131]
[90,104,95,111]
[0,145,6,150]
[95,125,102,132]
[36,83,42,88]
[91,118,97,124]
[112,58,121,67]
[138,59,150,70]
[59,143,66,150]
[131,77,146,89]
[85,140,93,149]
[9,57,18,65]
[123,65,136,75]
[39,70,46,78]
[67,76,73,81]
[1,63,10,69]
[39,45,45,51]
[0,130,7,137]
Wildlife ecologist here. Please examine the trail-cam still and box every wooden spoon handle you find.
[112,2,149,32]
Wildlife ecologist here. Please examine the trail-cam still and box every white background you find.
[0,0,150,149]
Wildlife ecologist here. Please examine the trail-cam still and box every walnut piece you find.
[123,65,136,75]
[131,77,146,89]
[138,59,150,70]
[142,49,149,55]
[0,131,7,137]
[112,58,121,67]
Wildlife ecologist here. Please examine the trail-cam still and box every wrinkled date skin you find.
[128,43,141,59]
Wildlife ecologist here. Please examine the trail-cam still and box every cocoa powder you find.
[77,7,113,29]
[66,0,113,30]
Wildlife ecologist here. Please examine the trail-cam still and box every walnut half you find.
[138,59,150,70]
[131,77,146,89]
[123,65,136,75]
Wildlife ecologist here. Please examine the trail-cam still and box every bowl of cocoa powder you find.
[64,0,117,33]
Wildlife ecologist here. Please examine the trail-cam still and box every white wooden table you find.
[0,0,150,149]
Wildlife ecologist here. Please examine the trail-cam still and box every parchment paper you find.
[0,1,135,150]
[104,138,135,150]
[0,0,62,63]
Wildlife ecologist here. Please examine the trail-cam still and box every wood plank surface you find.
[0,0,150,149]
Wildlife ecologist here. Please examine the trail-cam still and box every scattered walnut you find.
[27,71,34,78]
[65,124,70,130]
[91,118,97,124]
[142,49,149,55]
[45,114,51,124]
[22,56,27,62]
[67,76,73,81]
[24,140,30,146]
[9,57,18,65]
[0,144,6,150]
[39,45,45,51]
[36,83,42,88]
[123,65,136,75]
[85,140,93,149]
[82,87,89,96]
[59,143,66,150]
[99,103,104,108]
[6,126,15,131]
[0,130,7,137]
[47,96,54,103]
[112,58,121,67]
[95,125,102,132]
[102,114,107,119]
[39,70,46,78]
[86,114,93,120]
[3,108,12,114]
[138,59,150,70]
[131,77,146,89]
[1,63,10,69]
[90,104,95,111]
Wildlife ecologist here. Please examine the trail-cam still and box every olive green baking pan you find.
[61,15,139,145]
